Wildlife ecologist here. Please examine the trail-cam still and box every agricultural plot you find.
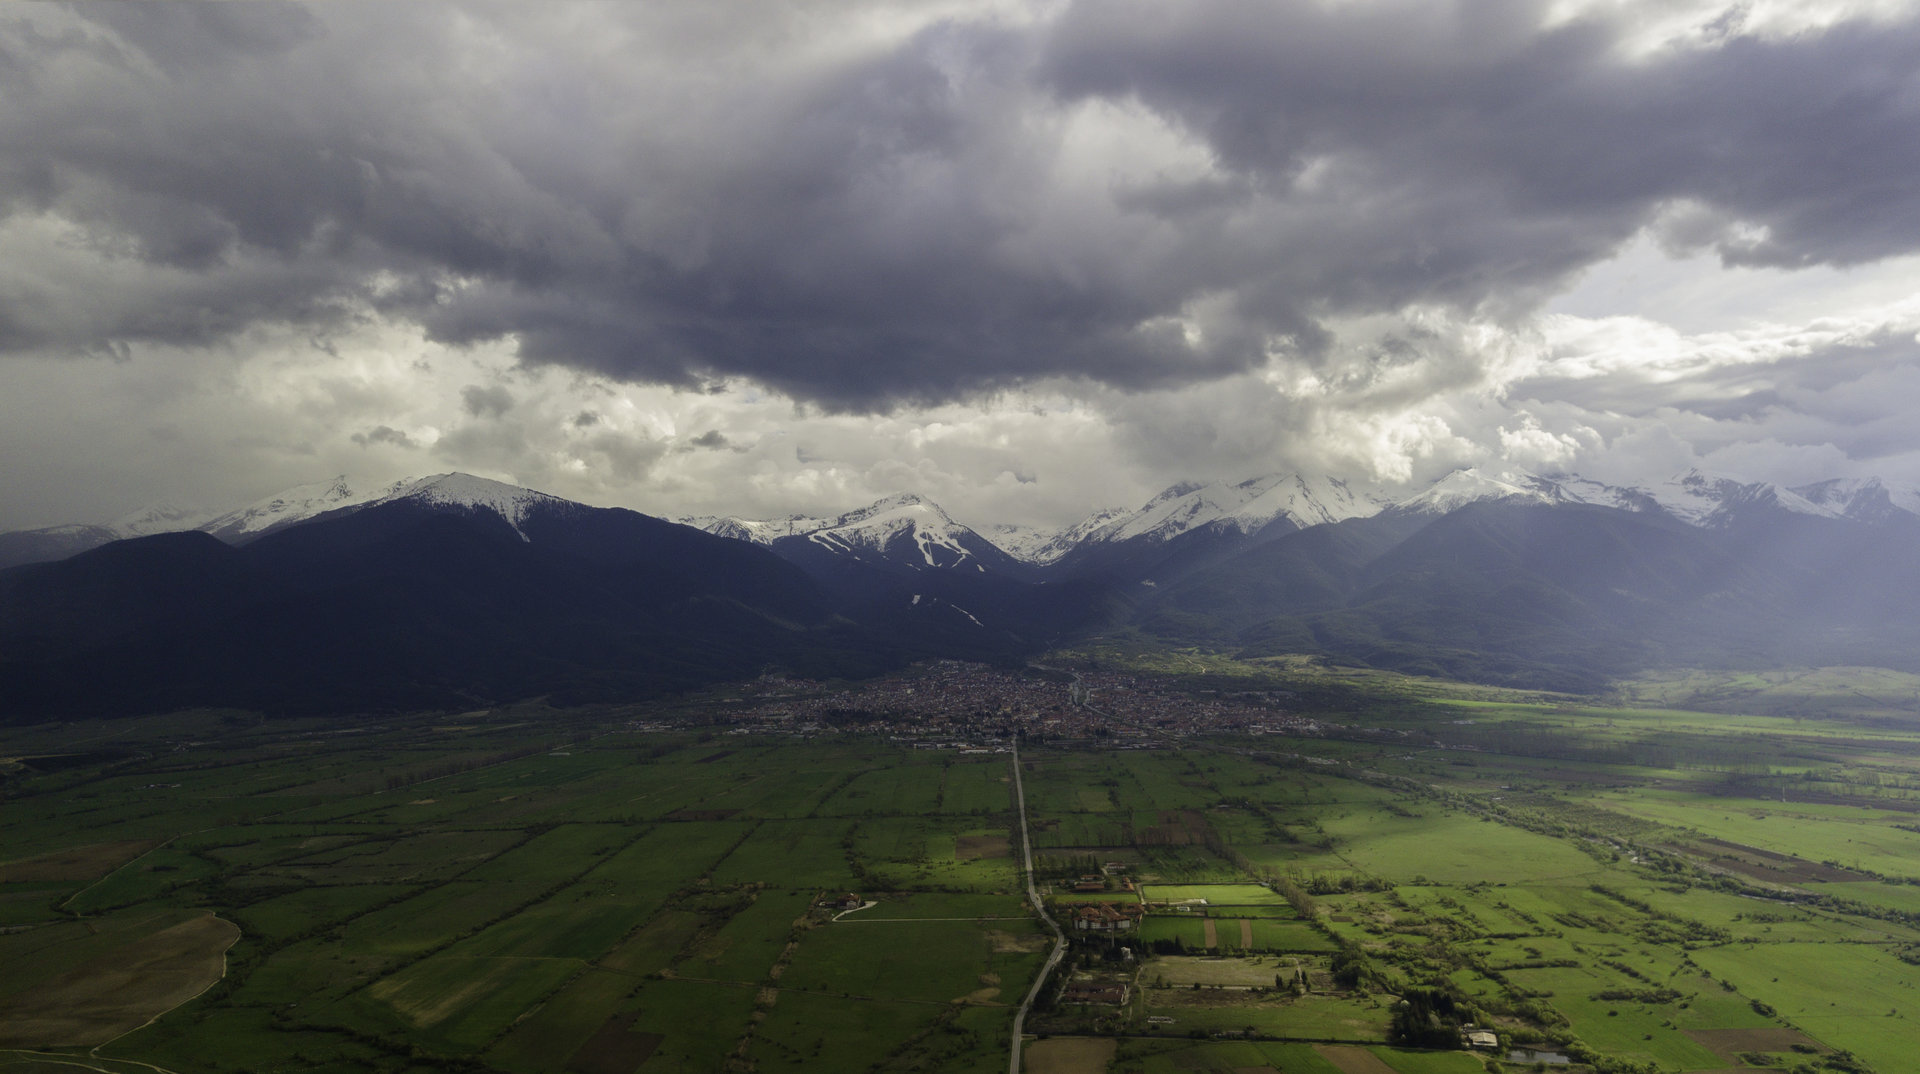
[0,722,1050,1074]
[1140,883,1290,907]
[11,661,1920,1073]
[0,910,238,1047]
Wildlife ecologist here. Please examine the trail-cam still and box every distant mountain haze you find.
[3,466,1917,718]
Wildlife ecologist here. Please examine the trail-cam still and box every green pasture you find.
[114,1005,407,1074]
[1030,811,1131,849]
[616,976,760,1074]
[844,891,1026,919]
[258,827,524,884]
[748,987,1006,1072]
[855,817,1018,889]
[822,760,948,815]
[485,966,632,1073]
[1149,954,1314,988]
[338,877,553,959]
[1248,919,1335,951]
[1141,990,1392,1041]
[780,917,1032,1004]
[1313,805,1606,884]
[1141,883,1289,906]
[350,952,583,1050]
[1137,915,1207,949]
[1114,1039,1345,1074]
[1589,787,1920,878]
[599,908,703,975]
[1132,845,1245,883]
[1616,665,1920,720]
[1692,942,1920,1074]
[448,881,650,961]
[709,818,860,889]
[64,846,221,914]
[1367,1048,1490,1073]
[233,881,417,941]
[586,819,755,892]
[686,889,813,982]
[939,759,1014,814]
[1503,965,1734,1070]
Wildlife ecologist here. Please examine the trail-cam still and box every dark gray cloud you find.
[1042,1,1920,281]
[460,385,515,419]
[351,424,418,449]
[4,2,1916,411]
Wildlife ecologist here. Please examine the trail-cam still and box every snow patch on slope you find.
[683,512,835,544]
[1645,469,1841,527]
[1080,474,1392,548]
[808,493,975,566]
[201,475,405,540]
[994,507,1133,565]
[1528,473,1662,513]
[107,503,215,538]
[702,492,996,570]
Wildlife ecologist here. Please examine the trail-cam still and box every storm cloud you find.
[6,1,1918,405]
[3,1,1920,529]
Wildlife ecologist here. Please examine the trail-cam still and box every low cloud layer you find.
[3,1,1920,529]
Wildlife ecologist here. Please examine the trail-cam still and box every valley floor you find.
[3,660,1918,1073]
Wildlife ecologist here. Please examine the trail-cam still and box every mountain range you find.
[3,466,1917,718]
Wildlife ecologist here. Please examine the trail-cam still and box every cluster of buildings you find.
[1065,902,1145,932]
[681,661,1327,746]
[1068,670,1322,738]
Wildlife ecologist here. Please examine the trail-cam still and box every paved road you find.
[1008,737,1066,1074]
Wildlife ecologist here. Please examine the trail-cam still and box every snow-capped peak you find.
[1231,474,1389,528]
[987,507,1138,565]
[1044,473,1395,554]
[680,511,838,544]
[827,491,942,526]
[1098,473,1395,546]
[200,475,405,542]
[686,492,1003,570]
[985,523,1049,562]
[371,473,572,539]
[1526,473,1662,513]
[1390,468,1554,515]
[805,493,980,568]
[1790,477,1920,522]
[1643,468,1841,527]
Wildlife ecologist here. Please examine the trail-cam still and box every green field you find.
[8,661,1920,1073]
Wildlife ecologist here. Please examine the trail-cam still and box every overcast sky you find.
[5,0,1920,531]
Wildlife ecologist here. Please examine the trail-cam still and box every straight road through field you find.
[1008,737,1066,1074]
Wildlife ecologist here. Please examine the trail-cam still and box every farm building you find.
[1068,902,1144,931]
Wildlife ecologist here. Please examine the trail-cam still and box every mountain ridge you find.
[6,464,1920,717]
